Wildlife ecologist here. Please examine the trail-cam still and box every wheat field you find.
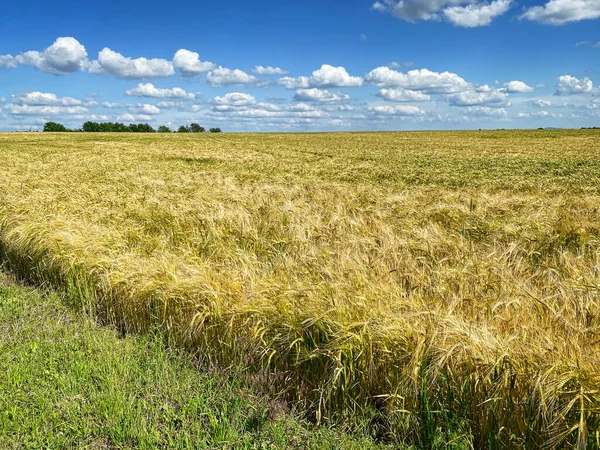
[0,130,599,448]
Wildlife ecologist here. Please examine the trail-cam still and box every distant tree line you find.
[43,121,222,133]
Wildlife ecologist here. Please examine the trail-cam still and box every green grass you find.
[0,270,392,449]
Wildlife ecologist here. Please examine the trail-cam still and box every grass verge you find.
[0,270,392,449]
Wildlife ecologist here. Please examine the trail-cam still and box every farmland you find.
[0,130,599,447]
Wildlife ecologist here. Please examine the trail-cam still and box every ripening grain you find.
[0,130,599,447]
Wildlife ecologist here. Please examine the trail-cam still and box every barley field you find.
[0,130,599,448]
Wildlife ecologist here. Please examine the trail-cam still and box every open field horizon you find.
[1,130,599,448]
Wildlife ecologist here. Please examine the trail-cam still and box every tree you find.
[132,123,155,133]
[112,122,129,132]
[158,125,172,133]
[80,121,155,133]
[43,122,68,132]
[209,127,222,133]
[178,125,190,133]
[189,123,205,133]
[82,121,99,132]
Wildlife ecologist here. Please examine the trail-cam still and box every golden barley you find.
[0,130,599,447]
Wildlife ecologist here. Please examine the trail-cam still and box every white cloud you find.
[125,83,196,99]
[277,76,311,89]
[253,65,289,75]
[129,104,161,115]
[208,100,331,120]
[101,101,123,108]
[210,106,329,119]
[278,64,363,89]
[576,41,590,46]
[90,48,174,79]
[155,101,189,109]
[206,67,257,86]
[360,33,368,40]
[447,86,508,107]
[368,104,425,115]
[466,106,509,117]
[521,0,600,25]
[333,105,355,111]
[528,99,552,108]
[366,67,471,93]
[74,114,110,121]
[5,104,88,115]
[0,55,18,68]
[517,111,554,118]
[0,37,89,74]
[555,75,594,96]
[214,92,257,107]
[288,103,315,112]
[117,113,154,122]
[443,0,513,27]
[172,49,216,77]
[294,88,350,102]
[372,0,512,27]
[12,92,82,106]
[310,64,363,87]
[376,88,431,101]
[502,80,535,93]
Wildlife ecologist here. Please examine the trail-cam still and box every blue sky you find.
[0,0,599,131]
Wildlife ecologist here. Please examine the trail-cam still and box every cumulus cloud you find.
[0,37,89,74]
[466,106,509,117]
[214,92,257,107]
[127,104,161,115]
[5,104,88,115]
[368,104,425,115]
[207,99,331,121]
[447,86,508,107]
[443,0,513,27]
[206,67,257,86]
[12,92,82,106]
[101,101,123,108]
[376,88,430,101]
[521,0,600,25]
[528,99,552,108]
[277,76,311,89]
[172,49,216,77]
[294,88,350,102]
[502,80,535,93]
[117,113,154,122]
[125,83,196,99]
[555,75,594,95]
[366,67,471,93]
[253,65,289,75]
[90,48,174,79]
[155,101,189,109]
[278,64,363,89]
[210,105,329,119]
[372,0,513,27]
[308,64,363,87]
[0,55,18,68]
[516,111,555,118]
